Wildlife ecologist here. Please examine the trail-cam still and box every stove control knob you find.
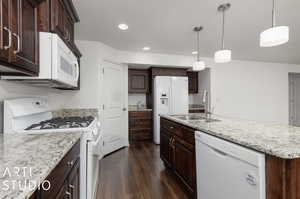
[92,129,98,136]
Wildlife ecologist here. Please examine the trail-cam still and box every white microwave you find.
[2,32,79,88]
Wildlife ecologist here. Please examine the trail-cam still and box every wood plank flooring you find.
[96,142,189,199]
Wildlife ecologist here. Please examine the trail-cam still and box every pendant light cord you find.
[272,0,276,27]
[222,10,225,49]
[197,31,200,61]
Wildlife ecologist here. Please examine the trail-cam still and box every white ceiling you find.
[73,0,300,64]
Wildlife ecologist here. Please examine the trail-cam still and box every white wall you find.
[208,59,300,124]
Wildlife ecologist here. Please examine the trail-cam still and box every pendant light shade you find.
[260,0,289,47]
[260,26,289,47]
[215,49,232,63]
[192,61,206,71]
[214,3,232,63]
[192,26,206,71]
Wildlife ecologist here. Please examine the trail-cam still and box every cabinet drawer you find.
[161,119,182,138]
[40,140,80,198]
[129,118,152,129]
[129,111,152,119]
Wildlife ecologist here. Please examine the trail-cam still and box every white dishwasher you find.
[195,131,266,199]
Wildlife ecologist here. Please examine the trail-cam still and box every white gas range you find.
[3,98,102,199]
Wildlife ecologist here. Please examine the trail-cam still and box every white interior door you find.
[102,61,128,154]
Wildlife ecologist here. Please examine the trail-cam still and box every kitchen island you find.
[0,132,81,199]
[160,113,300,199]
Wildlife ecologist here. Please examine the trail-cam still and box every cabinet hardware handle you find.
[170,126,174,129]
[69,184,75,189]
[65,191,71,197]
[3,27,11,50]
[12,33,20,54]
[67,160,74,166]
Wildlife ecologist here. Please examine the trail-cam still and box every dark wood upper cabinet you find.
[128,69,149,93]
[150,67,187,78]
[187,72,198,94]
[51,0,66,39]
[38,0,81,58]
[10,0,39,74]
[0,0,40,76]
[0,0,10,63]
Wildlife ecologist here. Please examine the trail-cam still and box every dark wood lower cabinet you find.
[129,111,152,143]
[160,118,197,198]
[160,129,173,167]
[31,140,80,199]
[173,141,196,193]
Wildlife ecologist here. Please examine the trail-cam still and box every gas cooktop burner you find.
[25,116,95,130]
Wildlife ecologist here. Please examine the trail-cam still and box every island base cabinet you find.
[266,156,300,199]
[173,141,196,194]
[160,118,197,198]
[160,129,173,168]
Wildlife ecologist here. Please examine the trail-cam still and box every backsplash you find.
[128,94,146,105]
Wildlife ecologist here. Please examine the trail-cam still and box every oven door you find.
[87,134,103,199]
[52,36,79,88]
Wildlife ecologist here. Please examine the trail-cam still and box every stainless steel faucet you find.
[202,90,211,119]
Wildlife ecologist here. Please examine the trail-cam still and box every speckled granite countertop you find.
[161,114,300,159]
[128,105,152,112]
[0,132,81,199]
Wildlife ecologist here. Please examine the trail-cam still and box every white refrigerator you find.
[153,76,189,144]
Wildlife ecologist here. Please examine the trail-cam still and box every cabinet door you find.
[128,69,149,93]
[51,0,66,39]
[11,0,39,74]
[64,15,74,45]
[187,72,198,94]
[173,140,196,191]
[55,182,68,199]
[68,160,80,199]
[0,0,10,62]
[160,129,173,167]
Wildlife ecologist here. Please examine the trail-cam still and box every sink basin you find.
[174,115,220,123]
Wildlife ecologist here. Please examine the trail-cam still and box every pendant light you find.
[215,3,231,63]
[260,0,289,47]
[192,26,205,71]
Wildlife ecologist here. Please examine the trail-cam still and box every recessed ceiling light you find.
[143,47,151,51]
[118,24,129,30]
[192,51,198,55]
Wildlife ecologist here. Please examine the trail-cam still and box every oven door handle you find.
[90,134,103,158]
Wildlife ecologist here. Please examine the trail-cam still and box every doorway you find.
[289,73,300,126]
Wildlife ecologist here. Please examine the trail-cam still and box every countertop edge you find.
[160,115,300,160]
[28,135,81,198]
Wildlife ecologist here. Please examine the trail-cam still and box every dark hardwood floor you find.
[96,142,189,199]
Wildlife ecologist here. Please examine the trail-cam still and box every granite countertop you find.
[0,132,81,199]
[161,114,300,159]
[128,105,152,112]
